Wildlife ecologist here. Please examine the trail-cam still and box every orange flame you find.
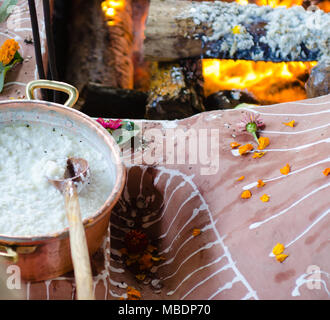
[101,0,125,26]
[202,59,317,104]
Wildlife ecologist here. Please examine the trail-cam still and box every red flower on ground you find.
[124,230,149,254]
[96,118,122,130]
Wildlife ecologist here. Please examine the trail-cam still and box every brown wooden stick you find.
[64,182,94,300]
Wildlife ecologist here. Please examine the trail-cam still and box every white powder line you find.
[243,157,330,190]
[181,263,234,300]
[262,123,330,135]
[207,276,241,300]
[285,208,330,250]
[232,138,330,157]
[158,190,199,240]
[249,182,330,230]
[166,254,226,296]
[162,240,221,281]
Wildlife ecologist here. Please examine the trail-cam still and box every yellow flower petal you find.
[238,144,254,155]
[272,243,285,256]
[241,190,252,199]
[260,194,270,202]
[280,163,291,175]
[276,253,289,263]
[253,152,266,159]
[258,137,270,150]
[257,179,265,188]
[237,175,245,181]
[232,25,241,34]
[283,120,295,127]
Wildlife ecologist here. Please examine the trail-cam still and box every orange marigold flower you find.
[237,175,245,181]
[283,120,295,127]
[238,143,254,155]
[253,152,266,159]
[257,179,265,188]
[260,194,270,202]
[138,253,153,270]
[280,163,291,175]
[272,243,285,256]
[275,253,289,263]
[241,190,252,199]
[230,142,241,149]
[257,137,270,150]
[323,168,330,176]
[0,39,20,65]
[126,287,141,300]
[192,228,201,237]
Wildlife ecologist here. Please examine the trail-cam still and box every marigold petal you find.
[241,190,252,199]
[323,168,330,176]
[253,152,266,159]
[237,175,245,181]
[283,120,295,127]
[257,179,265,188]
[258,137,270,150]
[280,163,291,175]
[192,228,201,237]
[272,243,285,256]
[276,253,289,263]
[238,143,254,155]
[230,142,241,149]
[260,194,270,202]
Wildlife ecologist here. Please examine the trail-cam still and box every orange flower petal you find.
[257,179,265,188]
[238,143,254,155]
[257,137,270,150]
[272,243,285,256]
[237,175,245,181]
[241,190,252,199]
[280,163,291,175]
[260,194,270,202]
[283,120,295,127]
[230,142,241,149]
[135,274,146,281]
[276,253,289,263]
[323,168,330,176]
[253,152,266,159]
[192,228,201,237]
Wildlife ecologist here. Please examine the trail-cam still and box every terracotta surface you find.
[0,0,46,100]
[5,93,328,300]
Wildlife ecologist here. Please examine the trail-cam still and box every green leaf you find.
[0,0,18,23]
[0,53,23,93]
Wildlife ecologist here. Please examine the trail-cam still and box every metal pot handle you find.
[26,80,79,108]
[0,246,18,263]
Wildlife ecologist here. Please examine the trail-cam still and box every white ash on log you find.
[144,0,330,62]
[145,62,205,120]
[65,0,134,97]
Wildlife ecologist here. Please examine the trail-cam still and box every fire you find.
[101,0,125,25]
[202,59,317,104]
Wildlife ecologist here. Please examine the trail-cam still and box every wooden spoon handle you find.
[64,182,95,300]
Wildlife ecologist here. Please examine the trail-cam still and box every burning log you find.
[144,0,330,62]
[145,62,205,120]
[306,59,330,97]
[65,0,134,94]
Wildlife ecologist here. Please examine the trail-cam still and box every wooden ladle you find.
[48,158,95,300]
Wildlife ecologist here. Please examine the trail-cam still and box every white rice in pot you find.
[0,123,114,237]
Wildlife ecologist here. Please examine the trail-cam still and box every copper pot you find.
[0,80,126,281]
